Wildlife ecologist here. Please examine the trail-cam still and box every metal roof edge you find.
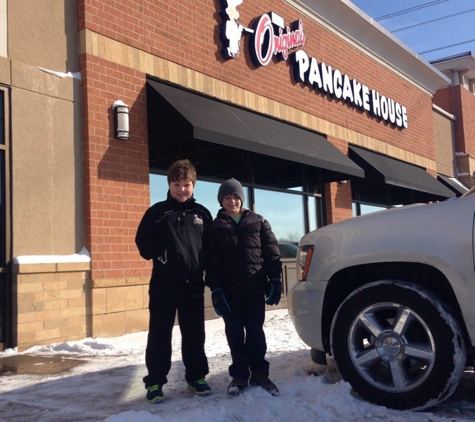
[284,0,451,94]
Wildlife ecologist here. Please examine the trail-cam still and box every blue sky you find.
[350,0,475,62]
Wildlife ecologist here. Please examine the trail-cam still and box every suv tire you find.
[330,280,466,410]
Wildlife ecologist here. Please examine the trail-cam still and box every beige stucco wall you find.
[433,106,456,177]
[11,63,83,256]
[0,0,6,58]
[6,0,84,257]
[8,0,78,70]
[0,55,9,83]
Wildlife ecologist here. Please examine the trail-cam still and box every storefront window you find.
[254,188,304,243]
[308,196,319,232]
[0,90,6,343]
[0,150,4,338]
[353,202,384,216]
[352,202,399,216]
[149,174,321,241]
[150,174,225,218]
[0,90,5,268]
[0,151,4,265]
[0,91,3,145]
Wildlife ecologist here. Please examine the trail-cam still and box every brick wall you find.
[12,262,90,352]
[78,0,436,159]
[325,182,353,224]
[456,86,475,155]
[90,276,148,338]
[80,54,150,281]
[433,88,451,114]
[79,0,437,265]
[75,0,439,338]
[434,85,475,187]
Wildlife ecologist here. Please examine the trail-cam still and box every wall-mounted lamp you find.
[112,100,130,140]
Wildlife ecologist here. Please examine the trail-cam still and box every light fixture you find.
[112,100,130,140]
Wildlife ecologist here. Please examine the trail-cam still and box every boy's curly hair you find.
[167,159,197,185]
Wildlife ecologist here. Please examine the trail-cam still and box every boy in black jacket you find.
[135,159,212,403]
[206,178,282,396]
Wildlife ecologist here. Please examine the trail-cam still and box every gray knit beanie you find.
[217,178,245,206]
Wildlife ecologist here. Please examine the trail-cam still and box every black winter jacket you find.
[135,192,212,286]
[205,208,282,295]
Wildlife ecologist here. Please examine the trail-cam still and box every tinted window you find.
[150,174,322,240]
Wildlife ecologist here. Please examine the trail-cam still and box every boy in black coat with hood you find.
[205,178,282,396]
[135,159,212,403]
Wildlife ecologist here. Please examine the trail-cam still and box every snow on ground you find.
[1,309,475,422]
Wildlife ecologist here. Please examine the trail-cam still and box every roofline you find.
[284,0,451,94]
[430,51,475,65]
[430,51,475,81]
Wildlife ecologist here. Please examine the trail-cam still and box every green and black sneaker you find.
[187,378,212,396]
[146,384,165,403]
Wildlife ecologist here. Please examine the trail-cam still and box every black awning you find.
[349,145,455,202]
[437,174,468,196]
[146,80,364,182]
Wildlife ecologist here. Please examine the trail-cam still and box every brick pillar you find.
[324,181,353,225]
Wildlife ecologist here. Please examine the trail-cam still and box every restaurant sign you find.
[219,1,408,129]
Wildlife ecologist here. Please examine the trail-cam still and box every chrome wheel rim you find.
[348,302,436,393]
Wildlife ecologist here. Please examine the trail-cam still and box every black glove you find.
[211,288,231,317]
[266,278,282,306]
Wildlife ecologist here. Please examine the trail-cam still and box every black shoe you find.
[227,377,248,395]
[188,378,212,396]
[146,384,165,403]
[249,373,279,396]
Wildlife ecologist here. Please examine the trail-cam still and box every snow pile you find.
[1,310,473,421]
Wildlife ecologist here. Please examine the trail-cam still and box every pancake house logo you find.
[219,0,408,129]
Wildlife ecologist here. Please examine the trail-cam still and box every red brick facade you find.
[4,1,459,352]
[435,85,475,154]
[80,54,150,280]
[77,0,438,279]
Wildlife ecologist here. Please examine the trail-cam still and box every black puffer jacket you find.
[135,192,212,286]
[205,208,282,295]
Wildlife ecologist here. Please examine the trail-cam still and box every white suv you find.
[288,188,475,410]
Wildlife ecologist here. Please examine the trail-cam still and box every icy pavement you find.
[1,309,475,422]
